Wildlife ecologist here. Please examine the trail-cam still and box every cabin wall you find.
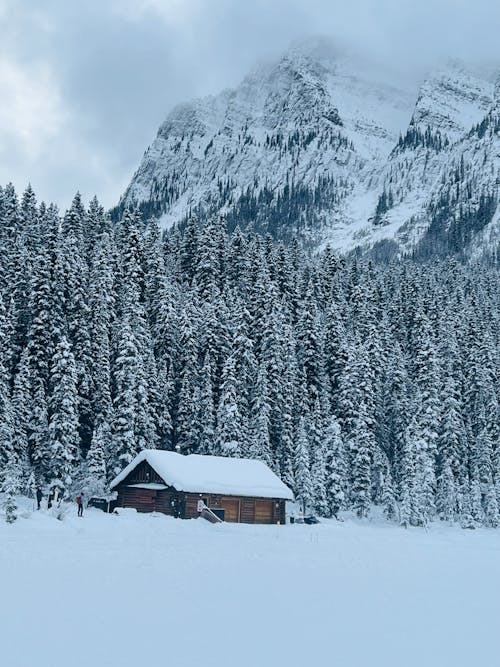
[183,493,286,524]
[119,460,165,486]
[115,486,180,516]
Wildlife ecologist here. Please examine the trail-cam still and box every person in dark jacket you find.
[36,488,43,510]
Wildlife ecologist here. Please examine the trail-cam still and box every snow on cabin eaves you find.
[110,450,294,501]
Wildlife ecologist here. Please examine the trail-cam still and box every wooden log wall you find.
[115,473,287,524]
[120,460,165,485]
[183,493,285,524]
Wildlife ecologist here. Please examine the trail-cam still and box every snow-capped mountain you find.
[116,38,500,258]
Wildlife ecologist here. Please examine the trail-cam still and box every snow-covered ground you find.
[1,501,499,667]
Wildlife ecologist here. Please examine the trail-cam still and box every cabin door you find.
[219,498,240,522]
[135,489,156,512]
[255,500,274,524]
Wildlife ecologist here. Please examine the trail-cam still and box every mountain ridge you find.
[116,39,500,259]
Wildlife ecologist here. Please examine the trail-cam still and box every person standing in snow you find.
[76,493,84,517]
[36,488,43,510]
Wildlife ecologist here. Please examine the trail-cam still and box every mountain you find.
[116,38,500,259]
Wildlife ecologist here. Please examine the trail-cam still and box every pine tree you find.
[56,215,93,451]
[0,296,15,477]
[26,240,55,386]
[275,349,296,488]
[249,362,273,466]
[89,228,115,458]
[436,460,456,522]
[112,315,140,473]
[29,375,51,481]
[175,305,200,453]
[2,457,20,523]
[215,355,243,457]
[324,416,346,519]
[400,417,420,528]
[348,402,373,519]
[485,483,499,528]
[197,354,216,455]
[10,352,31,483]
[459,480,476,530]
[296,280,324,409]
[470,478,484,526]
[293,416,313,513]
[312,438,329,517]
[381,468,398,522]
[84,424,108,496]
[48,336,80,493]
[438,373,466,482]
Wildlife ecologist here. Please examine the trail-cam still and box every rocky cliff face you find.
[117,38,500,259]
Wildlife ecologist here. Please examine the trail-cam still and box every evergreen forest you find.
[0,183,499,528]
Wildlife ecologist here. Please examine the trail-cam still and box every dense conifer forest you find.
[0,183,499,527]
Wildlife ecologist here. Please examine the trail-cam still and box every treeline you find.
[0,183,499,528]
[396,124,449,153]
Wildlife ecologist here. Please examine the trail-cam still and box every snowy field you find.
[1,503,500,667]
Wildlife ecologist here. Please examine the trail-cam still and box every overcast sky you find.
[1,0,499,210]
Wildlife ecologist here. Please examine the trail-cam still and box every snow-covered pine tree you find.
[215,354,243,458]
[112,314,140,473]
[296,279,324,410]
[381,467,398,522]
[10,350,31,483]
[48,336,79,494]
[436,460,456,523]
[88,228,115,459]
[311,437,329,517]
[83,423,108,497]
[275,334,296,488]
[2,456,20,523]
[26,238,55,386]
[348,401,373,519]
[293,416,313,513]
[248,362,273,466]
[176,305,201,454]
[484,483,499,528]
[29,374,50,481]
[400,415,420,528]
[197,353,216,455]
[57,199,93,451]
[459,479,476,530]
[324,415,346,519]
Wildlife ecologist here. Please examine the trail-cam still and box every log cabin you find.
[110,450,293,524]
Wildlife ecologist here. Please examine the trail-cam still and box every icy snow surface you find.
[110,449,294,500]
[1,503,499,667]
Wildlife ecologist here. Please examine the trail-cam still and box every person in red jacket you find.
[76,493,84,517]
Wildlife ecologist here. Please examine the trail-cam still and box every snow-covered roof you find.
[110,450,294,500]
[127,483,169,491]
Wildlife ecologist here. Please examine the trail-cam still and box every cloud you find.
[0,0,499,209]
[0,60,64,156]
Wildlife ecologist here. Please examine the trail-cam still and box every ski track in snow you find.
[1,504,499,667]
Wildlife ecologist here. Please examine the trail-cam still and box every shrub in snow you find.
[50,504,69,521]
[2,460,21,524]
[484,485,499,528]
[3,491,17,524]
